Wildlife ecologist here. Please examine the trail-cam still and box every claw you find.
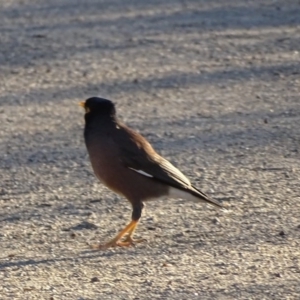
[89,219,146,250]
[90,237,146,250]
[90,238,146,250]
[120,236,147,246]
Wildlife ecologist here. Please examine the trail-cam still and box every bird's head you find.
[79,97,116,117]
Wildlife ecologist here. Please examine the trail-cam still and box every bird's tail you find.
[190,186,224,208]
[169,186,224,208]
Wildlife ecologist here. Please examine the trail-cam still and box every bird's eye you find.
[85,107,90,113]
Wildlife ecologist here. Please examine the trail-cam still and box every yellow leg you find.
[121,221,146,245]
[91,220,144,250]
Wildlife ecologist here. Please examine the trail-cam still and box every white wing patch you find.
[128,167,153,178]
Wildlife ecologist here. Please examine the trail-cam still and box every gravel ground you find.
[1,0,300,299]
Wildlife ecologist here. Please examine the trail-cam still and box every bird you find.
[80,97,223,249]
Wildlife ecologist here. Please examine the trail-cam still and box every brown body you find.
[85,123,169,220]
[81,97,223,249]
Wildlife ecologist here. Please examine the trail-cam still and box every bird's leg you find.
[121,202,146,245]
[91,202,145,250]
[91,220,137,250]
[120,220,146,245]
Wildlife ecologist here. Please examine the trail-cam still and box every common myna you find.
[80,97,223,249]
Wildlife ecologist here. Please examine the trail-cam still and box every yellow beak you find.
[79,101,85,108]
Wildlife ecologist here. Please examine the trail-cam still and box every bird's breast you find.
[85,135,117,179]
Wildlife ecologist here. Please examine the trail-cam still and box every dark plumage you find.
[80,97,223,249]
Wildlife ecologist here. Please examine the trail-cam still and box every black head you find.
[80,97,116,117]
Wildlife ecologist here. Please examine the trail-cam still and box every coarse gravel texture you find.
[1,0,300,299]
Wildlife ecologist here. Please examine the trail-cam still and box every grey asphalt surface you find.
[1,0,300,299]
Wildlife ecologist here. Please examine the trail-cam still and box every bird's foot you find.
[90,236,146,250]
[119,235,147,246]
[89,220,145,250]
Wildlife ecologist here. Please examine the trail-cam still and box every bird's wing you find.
[113,125,223,208]
[112,125,191,188]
